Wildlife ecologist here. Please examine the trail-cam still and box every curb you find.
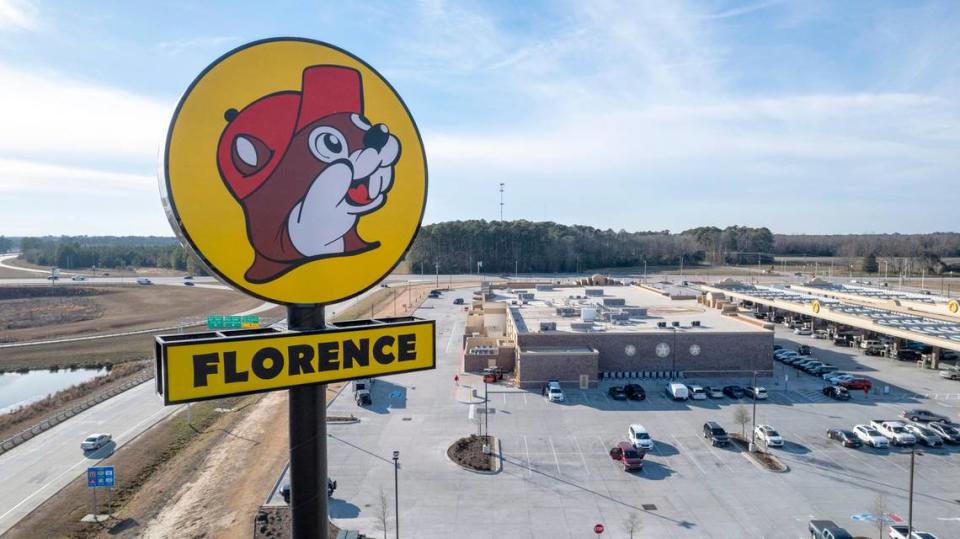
[738,446,789,473]
[445,436,501,475]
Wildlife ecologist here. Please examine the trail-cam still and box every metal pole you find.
[484,380,489,438]
[750,371,758,450]
[393,451,400,539]
[287,304,328,539]
[908,448,915,536]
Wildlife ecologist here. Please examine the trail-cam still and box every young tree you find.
[861,253,879,273]
[375,486,390,539]
[623,512,642,538]
[733,405,751,438]
[872,493,887,539]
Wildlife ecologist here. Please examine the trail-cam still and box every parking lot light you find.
[393,450,399,539]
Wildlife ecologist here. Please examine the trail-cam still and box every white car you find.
[544,380,565,402]
[874,421,916,446]
[81,433,112,451]
[853,425,889,448]
[687,385,707,400]
[744,386,768,400]
[794,328,812,336]
[70,275,86,281]
[754,424,783,447]
[824,373,854,384]
[627,423,655,451]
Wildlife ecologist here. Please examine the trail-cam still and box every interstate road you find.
[0,381,175,535]
[0,283,396,534]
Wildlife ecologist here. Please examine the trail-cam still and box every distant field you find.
[5,256,188,278]
[0,284,264,343]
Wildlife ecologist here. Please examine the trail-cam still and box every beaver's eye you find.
[308,126,348,163]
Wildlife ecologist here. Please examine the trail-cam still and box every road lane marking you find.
[572,435,591,477]
[522,435,532,477]
[547,436,562,477]
[671,434,707,475]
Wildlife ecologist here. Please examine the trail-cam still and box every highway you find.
[0,382,174,535]
[0,280,415,534]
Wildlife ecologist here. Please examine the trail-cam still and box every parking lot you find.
[322,293,960,538]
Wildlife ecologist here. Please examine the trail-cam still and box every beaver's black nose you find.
[363,124,389,152]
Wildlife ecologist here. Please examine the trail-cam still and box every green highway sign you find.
[207,315,260,330]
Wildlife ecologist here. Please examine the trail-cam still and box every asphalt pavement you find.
[0,382,176,535]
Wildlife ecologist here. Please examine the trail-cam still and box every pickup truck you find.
[870,420,916,446]
[808,519,854,539]
[940,368,960,381]
[888,524,939,538]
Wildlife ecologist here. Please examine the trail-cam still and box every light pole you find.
[393,450,400,539]
[435,261,439,290]
[908,447,921,537]
[484,379,489,439]
[750,370,758,452]
[643,260,647,283]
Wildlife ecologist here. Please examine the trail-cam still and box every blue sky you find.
[0,0,958,236]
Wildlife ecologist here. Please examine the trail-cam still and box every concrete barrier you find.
[0,373,152,456]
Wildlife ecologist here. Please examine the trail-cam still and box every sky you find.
[0,0,958,236]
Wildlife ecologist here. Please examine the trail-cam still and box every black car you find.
[823,385,850,401]
[894,349,921,362]
[703,421,730,446]
[281,479,337,503]
[798,345,811,356]
[928,423,960,444]
[773,344,783,351]
[624,384,646,401]
[722,385,745,398]
[608,386,628,400]
[827,428,861,448]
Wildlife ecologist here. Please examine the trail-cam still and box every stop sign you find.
[594,523,604,534]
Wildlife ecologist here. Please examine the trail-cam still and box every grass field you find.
[0,285,264,343]
[4,256,188,278]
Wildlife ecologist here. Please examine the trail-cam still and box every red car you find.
[609,442,645,472]
[840,378,872,391]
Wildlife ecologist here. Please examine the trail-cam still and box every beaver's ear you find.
[231,134,273,177]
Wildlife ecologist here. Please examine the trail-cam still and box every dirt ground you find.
[0,285,264,343]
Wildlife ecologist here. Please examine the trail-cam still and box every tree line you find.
[9,226,960,276]
[17,236,206,275]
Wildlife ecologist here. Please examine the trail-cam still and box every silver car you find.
[81,433,112,451]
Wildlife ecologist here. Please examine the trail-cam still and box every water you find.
[0,368,108,414]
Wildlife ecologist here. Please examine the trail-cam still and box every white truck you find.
[870,420,916,446]
[353,378,373,405]
[665,383,689,401]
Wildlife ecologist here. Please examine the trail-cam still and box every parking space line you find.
[572,435,591,477]
[671,434,708,475]
[522,392,527,405]
[547,436,562,477]
[521,435,532,478]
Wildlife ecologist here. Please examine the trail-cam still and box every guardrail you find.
[0,372,154,456]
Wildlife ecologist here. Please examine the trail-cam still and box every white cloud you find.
[0,158,154,195]
[0,0,38,31]
[0,63,172,163]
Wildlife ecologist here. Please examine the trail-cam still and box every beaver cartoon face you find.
[216,66,401,284]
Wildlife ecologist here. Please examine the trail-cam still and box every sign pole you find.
[288,304,328,539]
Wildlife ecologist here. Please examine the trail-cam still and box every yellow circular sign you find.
[949,299,959,314]
[162,38,427,305]
[811,301,821,314]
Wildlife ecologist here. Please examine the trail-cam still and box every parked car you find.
[797,344,811,355]
[703,421,730,446]
[900,409,950,423]
[453,298,464,304]
[773,344,783,351]
[703,386,724,399]
[754,424,783,447]
[853,424,889,448]
[871,420,916,446]
[826,428,861,448]
[808,519,854,539]
[624,384,646,401]
[722,385,745,399]
[744,386,768,400]
[665,382,689,401]
[609,441,645,472]
[608,386,628,400]
[687,384,707,400]
[888,525,939,539]
[794,327,813,336]
[280,478,337,503]
[939,368,960,381]
[81,433,112,451]
[824,373,854,384]
[904,424,944,447]
[628,424,655,451]
[894,349,921,362]
[823,385,851,401]
[543,380,565,402]
[927,422,960,444]
[864,347,884,356]
[840,378,872,392]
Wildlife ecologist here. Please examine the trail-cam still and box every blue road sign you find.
[86,466,115,488]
